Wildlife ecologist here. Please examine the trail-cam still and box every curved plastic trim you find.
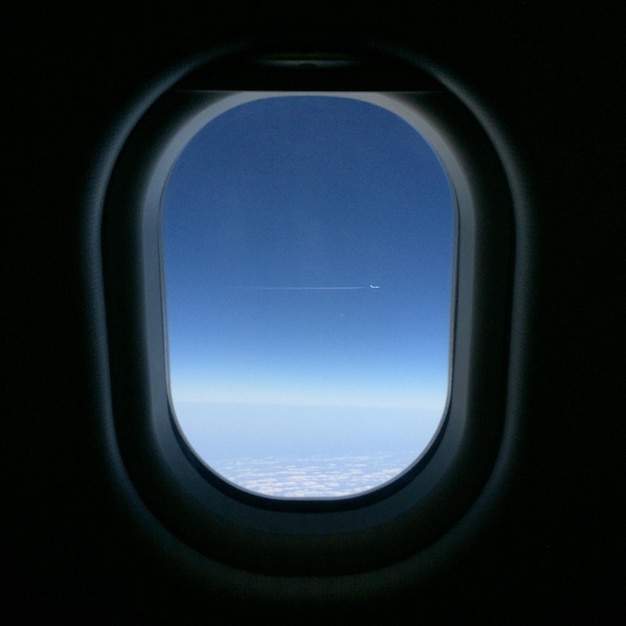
[101,48,514,577]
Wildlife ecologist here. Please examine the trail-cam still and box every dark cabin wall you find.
[4,4,624,624]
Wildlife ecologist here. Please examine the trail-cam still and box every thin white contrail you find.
[236,286,368,291]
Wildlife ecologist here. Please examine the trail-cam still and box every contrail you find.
[236,286,368,291]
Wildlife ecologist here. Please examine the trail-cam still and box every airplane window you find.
[161,95,455,498]
[103,53,512,576]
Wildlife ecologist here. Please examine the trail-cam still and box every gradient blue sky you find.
[161,95,454,474]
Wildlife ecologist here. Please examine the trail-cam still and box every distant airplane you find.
[370,285,380,289]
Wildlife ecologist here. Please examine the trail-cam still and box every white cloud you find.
[212,451,417,498]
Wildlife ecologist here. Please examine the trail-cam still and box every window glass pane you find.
[161,95,454,498]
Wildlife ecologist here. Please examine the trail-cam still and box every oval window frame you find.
[161,91,457,500]
[102,47,514,577]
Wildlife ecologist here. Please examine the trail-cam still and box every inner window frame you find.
[159,91,458,501]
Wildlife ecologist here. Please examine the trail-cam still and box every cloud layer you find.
[210,451,418,498]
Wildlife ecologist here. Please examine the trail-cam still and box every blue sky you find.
[161,95,454,487]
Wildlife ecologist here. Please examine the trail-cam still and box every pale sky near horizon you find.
[161,95,454,490]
